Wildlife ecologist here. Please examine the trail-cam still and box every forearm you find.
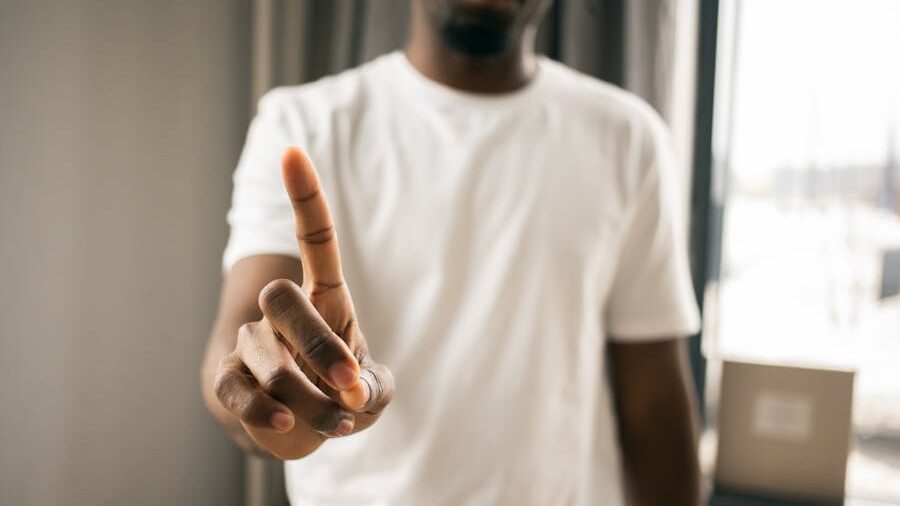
[609,339,702,506]
[617,395,701,505]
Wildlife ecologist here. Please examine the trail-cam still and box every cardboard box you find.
[715,360,855,502]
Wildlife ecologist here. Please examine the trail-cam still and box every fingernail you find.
[340,382,368,412]
[329,362,358,390]
[270,411,294,432]
[334,418,354,436]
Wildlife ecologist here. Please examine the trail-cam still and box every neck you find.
[405,5,538,94]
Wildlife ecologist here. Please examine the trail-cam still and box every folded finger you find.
[214,353,295,432]
[237,320,355,435]
[258,279,361,393]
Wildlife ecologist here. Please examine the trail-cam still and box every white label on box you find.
[752,390,813,442]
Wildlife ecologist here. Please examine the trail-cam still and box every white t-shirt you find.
[224,51,700,506]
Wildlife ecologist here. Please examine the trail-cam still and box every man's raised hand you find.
[214,147,394,460]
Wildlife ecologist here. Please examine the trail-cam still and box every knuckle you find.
[236,322,256,344]
[261,365,296,393]
[301,329,335,364]
[363,366,394,413]
[237,392,270,422]
[309,407,345,433]
[258,278,300,317]
[299,225,335,245]
[214,369,242,407]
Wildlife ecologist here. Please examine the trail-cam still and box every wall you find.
[0,1,250,504]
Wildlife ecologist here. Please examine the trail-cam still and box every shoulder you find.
[255,53,394,131]
[540,60,678,207]
[541,58,669,146]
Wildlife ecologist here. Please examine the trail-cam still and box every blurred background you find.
[702,1,900,504]
[0,1,897,505]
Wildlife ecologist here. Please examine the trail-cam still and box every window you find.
[706,0,900,501]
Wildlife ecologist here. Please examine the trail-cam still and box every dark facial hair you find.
[438,8,515,57]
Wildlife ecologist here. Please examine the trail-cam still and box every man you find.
[201,0,703,504]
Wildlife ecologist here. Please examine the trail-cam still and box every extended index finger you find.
[281,147,344,291]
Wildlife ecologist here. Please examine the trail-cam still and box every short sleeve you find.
[222,90,304,271]
[604,118,701,341]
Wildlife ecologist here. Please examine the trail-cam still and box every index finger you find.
[281,147,344,291]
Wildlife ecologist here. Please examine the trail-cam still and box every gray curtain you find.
[250,0,687,123]
[250,0,699,204]
[244,1,697,505]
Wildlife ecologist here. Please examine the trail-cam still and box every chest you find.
[312,106,630,298]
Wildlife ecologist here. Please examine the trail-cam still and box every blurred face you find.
[420,0,551,56]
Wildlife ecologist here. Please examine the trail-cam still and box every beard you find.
[434,5,517,56]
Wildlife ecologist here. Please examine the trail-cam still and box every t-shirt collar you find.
[387,50,548,110]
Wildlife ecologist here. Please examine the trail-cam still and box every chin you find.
[427,0,521,56]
